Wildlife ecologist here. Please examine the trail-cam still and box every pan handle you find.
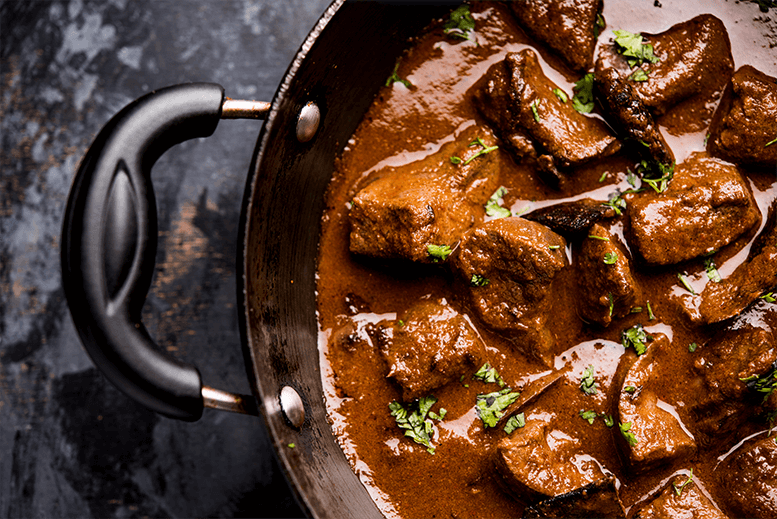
[61,83,267,421]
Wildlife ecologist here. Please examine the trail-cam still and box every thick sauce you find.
[316,2,777,517]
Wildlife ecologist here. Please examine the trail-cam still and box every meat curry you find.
[315,1,777,517]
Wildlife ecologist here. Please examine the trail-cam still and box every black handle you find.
[61,83,226,421]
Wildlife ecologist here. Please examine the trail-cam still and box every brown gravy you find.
[316,2,777,517]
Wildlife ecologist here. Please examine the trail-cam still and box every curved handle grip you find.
[61,83,228,421]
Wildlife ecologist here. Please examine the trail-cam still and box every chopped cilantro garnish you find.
[761,292,776,303]
[287,443,295,448]
[473,362,506,387]
[485,186,511,218]
[385,63,412,89]
[581,365,598,395]
[389,396,444,454]
[603,414,615,427]
[765,136,777,148]
[604,252,618,265]
[673,469,694,497]
[427,243,452,262]
[599,171,608,183]
[628,68,649,82]
[553,88,568,103]
[531,100,541,123]
[463,138,499,165]
[704,258,722,283]
[593,12,605,39]
[602,191,627,215]
[638,160,675,193]
[613,29,660,67]
[677,272,697,295]
[608,292,615,318]
[444,4,476,42]
[647,301,655,320]
[429,408,448,421]
[622,324,651,355]
[624,385,637,393]
[549,245,561,250]
[476,388,521,428]
[631,306,643,313]
[619,421,639,446]
[588,234,610,241]
[626,170,639,188]
[572,73,595,113]
[689,342,698,353]
[580,409,598,425]
[450,156,462,164]
[471,274,490,287]
[741,365,777,403]
[504,413,526,434]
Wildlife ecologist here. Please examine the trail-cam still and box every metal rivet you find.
[296,101,320,143]
[279,385,305,428]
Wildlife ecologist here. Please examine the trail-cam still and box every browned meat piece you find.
[473,49,620,186]
[327,319,383,400]
[495,418,605,503]
[349,126,500,263]
[687,326,777,445]
[376,298,484,401]
[594,61,674,168]
[456,217,567,365]
[716,433,777,519]
[627,152,760,265]
[522,476,626,519]
[523,198,617,238]
[631,472,728,519]
[575,224,641,327]
[508,0,603,73]
[618,334,697,472]
[597,15,733,119]
[707,65,777,168]
[697,200,777,324]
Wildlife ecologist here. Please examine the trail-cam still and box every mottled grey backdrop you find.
[1,0,331,517]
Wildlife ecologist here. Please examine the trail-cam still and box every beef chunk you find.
[618,334,697,471]
[456,217,567,365]
[688,326,777,444]
[328,319,383,399]
[473,50,620,186]
[507,0,603,73]
[575,224,641,327]
[495,418,605,502]
[594,61,674,168]
[627,152,760,265]
[597,15,733,120]
[522,475,626,519]
[707,65,777,168]
[349,126,500,263]
[717,433,777,519]
[697,201,777,324]
[523,198,617,238]
[631,472,727,519]
[377,298,484,401]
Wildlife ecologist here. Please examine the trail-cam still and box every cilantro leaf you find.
[603,414,615,427]
[389,396,443,454]
[476,388,520,428]
[580,365,598,395]
[427,243,452,262]
[485,186,511,218]
[608,292,614,318]
[741,364,777,403]
[766,136,777,148]
[473,362,506,387]
[460,138,499,165]
[689,342,698,353]
[580,409,598,425]
[385,63,412,89]
[647,300,656,320]
[673,469,694,497]
[761,292,776,303]
[470,274,490,287]
[613,29,660,67]
[593,12,605,39]
[572,73,595,113]
[504,413,526,434]
[531,100,541,122]
[704,258,722,283]
[677,272,697,295]
[444,4,476,42]
[553,88,568,103]
[619,421,639,446]
[622,324,651,355]
[628,68,649,82]
[637,160,675,193]
[602,191,627,215]
[604,252,618,265]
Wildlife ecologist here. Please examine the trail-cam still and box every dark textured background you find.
[1,0,331,517]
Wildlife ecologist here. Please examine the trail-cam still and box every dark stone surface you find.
[1,0,331,517]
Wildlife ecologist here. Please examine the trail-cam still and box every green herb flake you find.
[628,68,649,82]
[602,192,627,215]
[603,414,615,427]
[608,292,615,318]
[549,245,561,250]
[443,4,476,42]
[572,73,595,114]
[389,396,441,454]
[613,29,661,67]
[427,243,452,262]
[761,292,776,303]
[580,409,598,425]
[622,324,651,355]
[638,160,675,193]
[677,272,697,295]
[741,367,777,403]
[476,388,521,428]
[450,156,462,164]
[580,365,598,395]
[689,342,698,353]
[673,469,694,497]
[461,138,499,165]
[504,412,526,434]
[631,306,643,314]
[765,136,777,148]
[624,385,637,393]
[485,186,512,219]
[619,421,639,446]
[553,88,568,103]
[599,171,608,183]
[531,100,541,123]
[588,234,610,241]
[385,63,412,89]
[647,301,656,321]
[287,443,296,449]
[471,274,490,287]
[704,258,722,283]
[604,252,618,265]
[473,362,506,388]
[627,170,639,188]
[593,12,605,39]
